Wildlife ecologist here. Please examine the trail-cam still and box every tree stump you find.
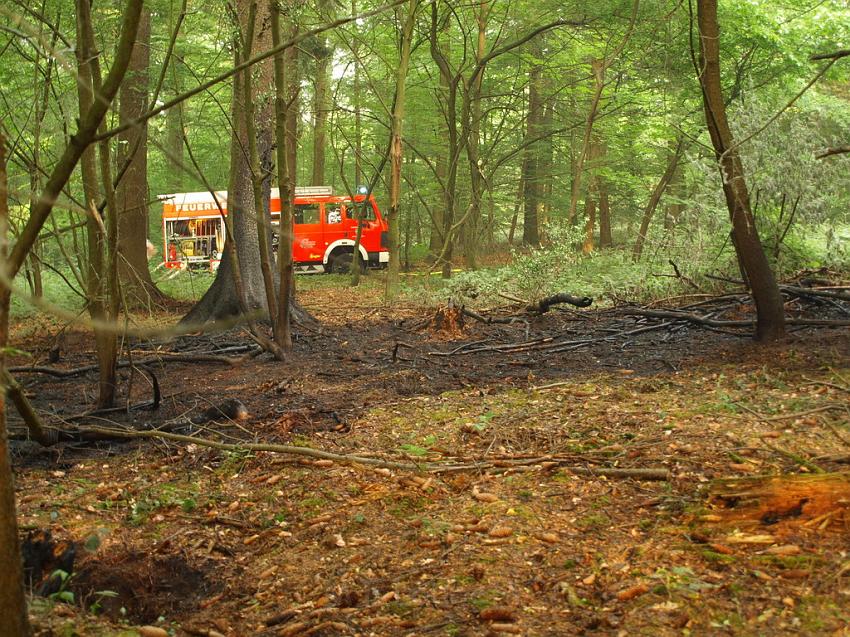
[428,304,466,336]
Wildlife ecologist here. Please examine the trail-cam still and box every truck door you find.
[293,202,322,263]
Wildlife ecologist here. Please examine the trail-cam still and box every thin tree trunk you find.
[597,140,612,247]
[568,58,604,225]
[522,50,542,246]
[271,0,295,350]
[7,0,143,281]
[508,176,523,245]
[462,0,489,270]
[76,0,118,409]
[117,8,159,305]
[697,0,785,341]
[582,191,596,254]
[352,0,362,187]
[633,136,685,261]
[385,0,418,299]
[0,131,32,637]
[311,0,333,186]
[582,138,600,254]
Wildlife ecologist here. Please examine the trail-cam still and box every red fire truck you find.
[159,186,389,273]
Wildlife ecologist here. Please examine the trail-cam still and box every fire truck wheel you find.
[328,250,365,274]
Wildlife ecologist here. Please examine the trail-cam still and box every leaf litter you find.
[8,283,850,636]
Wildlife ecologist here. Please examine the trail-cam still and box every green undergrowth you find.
[430,223,850,307]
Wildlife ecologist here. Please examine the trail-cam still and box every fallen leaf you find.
[708,543,735,555]
[138,627,169,637]
[472,486,499,503]
[489,623,522,634]
[616,583,649,601]
[764,544,801,556]
[479,606,516,622]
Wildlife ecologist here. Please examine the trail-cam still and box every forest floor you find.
[8,277,850,637]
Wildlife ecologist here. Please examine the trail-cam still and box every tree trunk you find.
[385,0,418,299]
[568,58,604,225]
[633,136,685,261]
[697,0,785,341]
[428,18,450,262]
[272,0,296,351]
[0,131,32,637]
[522,48,542,246]
[462,0,488,270]
[117,8,161,306]
[183,0,307,327]
[311,0,333,186]
[663,166,685,231]
[352,0,362,187]
[582,191,596,254]
[597,140,612,247]
[538,78,554,232]
[76,0,118,409]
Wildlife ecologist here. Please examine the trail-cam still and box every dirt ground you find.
[8,282,850,636]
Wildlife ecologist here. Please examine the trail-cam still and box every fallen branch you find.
[780,284,850,303]
[527,293,593,314]
[9,350,257,378]
[621,308,850,328]
[15,423,669,480]
[1,369,54,445]
[461,307,526,326]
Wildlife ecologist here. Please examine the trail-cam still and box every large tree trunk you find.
[0,132,32,637]
[117,9,161,306]
[182,0,307,327]
[697,0,785,341]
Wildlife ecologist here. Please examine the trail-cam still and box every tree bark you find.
[0,131,32,637]
[568,58,604,225]
[182,0,307,328]
[462,0,489,270]
[521,48,542,246]
[385,0,418,299]
[597,140,612,247]
[271,0,296,351]
[76,0,119,409]
[697,0,785,341]
[117,9,161,306]
[311,0,333,186]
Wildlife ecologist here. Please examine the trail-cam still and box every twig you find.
[759,437,825,474]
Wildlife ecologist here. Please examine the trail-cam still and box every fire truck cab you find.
[159,186,389,273]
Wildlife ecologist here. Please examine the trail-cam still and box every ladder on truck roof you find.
[293,186,333,197]
[159,186,335,204]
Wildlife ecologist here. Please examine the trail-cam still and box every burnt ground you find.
[7,281,850,636]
